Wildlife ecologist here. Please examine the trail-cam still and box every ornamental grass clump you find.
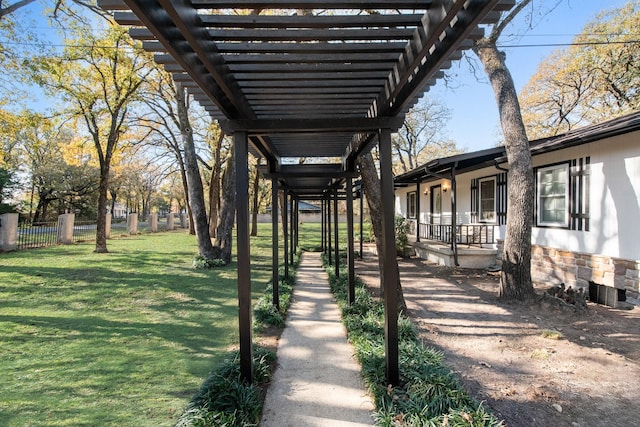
[254,275,294,329]
[174,347,275,427]
[323,254,503,426]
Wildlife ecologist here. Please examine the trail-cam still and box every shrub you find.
[323,254,503,426]
[192,256,227,269]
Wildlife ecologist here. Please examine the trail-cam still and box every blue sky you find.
[431,0,630,152]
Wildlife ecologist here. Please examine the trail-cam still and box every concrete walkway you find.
[260,252,375,426]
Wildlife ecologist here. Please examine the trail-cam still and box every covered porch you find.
[396,148,507,267]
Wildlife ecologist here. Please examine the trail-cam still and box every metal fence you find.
[72,221,97,242]
[17,220,59,250]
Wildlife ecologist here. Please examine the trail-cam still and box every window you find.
[479,178,496,223]
[537,163,569,227]
[407,192,417,219]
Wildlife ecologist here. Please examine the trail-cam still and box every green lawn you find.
[0,227,277,427]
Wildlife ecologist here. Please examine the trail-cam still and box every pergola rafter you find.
[99,0,514,385]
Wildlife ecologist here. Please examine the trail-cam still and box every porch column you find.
[272,177,280,310]
[333,187,339,278]
[234,130,253,383]
[416,180,421,243]
[283,189,289,279]
[346,177,355,305]
[379,128,399,386]
[451,165,459,267]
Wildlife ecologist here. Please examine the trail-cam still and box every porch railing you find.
[417,223,496,247]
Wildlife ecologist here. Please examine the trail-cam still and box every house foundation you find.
[496,240,640,302]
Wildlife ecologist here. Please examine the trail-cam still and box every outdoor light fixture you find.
[442,182,449,192]
[424,188,429,195]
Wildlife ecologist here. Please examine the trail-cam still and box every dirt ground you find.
[355,251,640,427]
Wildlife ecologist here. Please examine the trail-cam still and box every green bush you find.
[174,347,276,427]
[395,215,410,251]
[193,256,227,269]
[323,254,503,426]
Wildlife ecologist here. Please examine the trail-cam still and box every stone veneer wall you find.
[495,240,640,298]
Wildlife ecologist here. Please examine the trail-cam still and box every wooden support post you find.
[272,178,280,310]
[289,196,294,266]
[327,193,332,265]
[346,177,355,305]
[334,188,339,278]
[360,188,364,259]
[321,198,325,253]
[283,189,289,279]
[379,128,399,386]
[235,131,253,384]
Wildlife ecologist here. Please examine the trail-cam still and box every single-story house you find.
[394,111,640,303]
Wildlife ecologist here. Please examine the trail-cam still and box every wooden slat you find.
[222,52,402,64]
[199,14,423,29]
[232,71,390,80]
[206,28,415,42]
[191,0,430,8]
[227,62,392,72]
[215,42,407,53]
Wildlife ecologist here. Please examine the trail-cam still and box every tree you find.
[392,97,457,173]
[27,24,152,252]
[357,152,407,310]
[207,126,227,237]
[472,0,538,300]
[520,1,640,138]
[174,84,217,259]
[0,0,105,21]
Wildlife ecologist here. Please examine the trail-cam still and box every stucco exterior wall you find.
[530,132,640,261]
[394,128,640,294]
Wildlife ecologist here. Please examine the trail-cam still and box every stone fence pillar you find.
[57,213,75,244]
[166,213,174,230]
[127,213,138,234]
[105,213,112,239]
[180,212,188,228]
[0,213,19,252]
[149,213,158,232]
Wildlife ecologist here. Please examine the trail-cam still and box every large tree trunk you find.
[474,41,535,300]
[208,131,224,237]
[176,87,216,259]
[357,152,406,310]
[250,163,260,237]
[95,165,110,253]
[212,147,236,264]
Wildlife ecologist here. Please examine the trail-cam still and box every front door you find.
[430,185,442,224]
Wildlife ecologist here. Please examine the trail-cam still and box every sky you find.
[6,0,631,152]
[430,0,630,152]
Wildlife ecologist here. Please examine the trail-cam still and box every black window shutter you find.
[570,157,590,231]
[470,178,479,223]
[496,172,508,225]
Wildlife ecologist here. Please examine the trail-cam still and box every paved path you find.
[260,252,374,427]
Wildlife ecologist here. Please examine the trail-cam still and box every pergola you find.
[98,0,514,385]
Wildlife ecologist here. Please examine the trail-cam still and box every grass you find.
[323,254,503,426]
[0,225,282,427]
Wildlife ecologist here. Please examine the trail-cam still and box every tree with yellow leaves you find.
[27,24,153,252]
[521,1,640,138]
